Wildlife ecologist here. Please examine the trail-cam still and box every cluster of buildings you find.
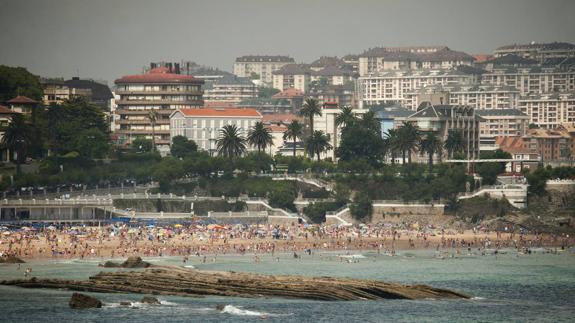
[4,41,572,166]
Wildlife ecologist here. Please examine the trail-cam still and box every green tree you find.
[42,97,108,156]
[349,191,372,222]
[216,124,247,158]
[385,128,400,165]
[171,135,198,158]
[247,122,273,153]
[444,129,465,159]
[299,98,322,135]
[73,128,109,159]
[396,122,421,164]
[148,110,158,152]
[268,188,297,212]
[305,130,332,161]
[335,106,356,128]
[283,120,304,157]
[525,166,549,196]
[1,114,33,175]
[132,137,153,153]
[419,132,443,171]
[338,118,384,166]
[0,65,43,102]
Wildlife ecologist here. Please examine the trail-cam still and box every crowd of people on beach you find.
[1,221,572,265]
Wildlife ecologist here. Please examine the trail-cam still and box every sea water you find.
[0,249,574,322]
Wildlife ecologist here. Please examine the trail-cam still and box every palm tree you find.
[335,106,356,129]
[283,120,304,157]
[359,111,381,133]
[444,129,465,159]
[1,114,33,175]
[148,110,158,152]
[299,98,322,135]
[385,129,400,165]
[419,132,443,171]
[247,122,273,153]
[216,124,247,158]
[397,122,421,164]
[305,130,332,161]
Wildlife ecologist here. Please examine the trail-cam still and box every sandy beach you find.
[1,223,572,262]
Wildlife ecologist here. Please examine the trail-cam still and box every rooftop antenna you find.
[76,68,80,78]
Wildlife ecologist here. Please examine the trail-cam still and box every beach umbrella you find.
[174,224,183,228]
[2,231,11,235]
[47,226,57,230]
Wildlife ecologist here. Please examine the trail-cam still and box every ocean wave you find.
[338,254,366,259]
[220,305,290,317]
[184,265,195,269]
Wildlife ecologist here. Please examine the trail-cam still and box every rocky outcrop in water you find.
[0,255,26,263]
[100,256,151,268]
[0,266,470,301]
[69,293,102,309]
[141,296,161,305]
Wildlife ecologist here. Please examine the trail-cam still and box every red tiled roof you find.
[262,113,301,123]
[496,136,532,154]
[0,105,18,114]
[6,96,38,104]
[323,101,339,109]
[178,108,261,118]
[272,88,305,99]
[473,54,492,63]
[115,68,203,84]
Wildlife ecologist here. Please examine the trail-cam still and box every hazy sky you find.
[1,0,574,84]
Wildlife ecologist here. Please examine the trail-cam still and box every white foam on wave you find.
[222,305,265,316]
[338,254,366,259]
[471,297,486,300]
[184,265,195,269]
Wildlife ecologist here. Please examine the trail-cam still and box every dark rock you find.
[119,301,132,306]
[100,261,120,268]
[140,296,161,305]
[121,256,151,268]
[69,292,102,309]
[215,304,226,311]
[0,255,26,263]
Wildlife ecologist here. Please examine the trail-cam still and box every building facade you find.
[272,64,312,92]
[114,67,204,153]
[358,46,475,76]
[493,42,575,61]
[406,103,482,160]
[203,75,257,103]
[170,108,262,155]
[476,109,530,151]
[357,70,478,108]
[479,67,575,96]
[405,84,520,111]
[517,92,575,128]
[233,56,295,84]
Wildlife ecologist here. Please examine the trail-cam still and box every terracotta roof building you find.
[170,108,262,155]
[6,96,39,115]
[114,68,204,153]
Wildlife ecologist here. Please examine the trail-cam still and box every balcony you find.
[115,109,180,115]
[116,99,202,105]
[115,89,203,96]
[116,119,170,125]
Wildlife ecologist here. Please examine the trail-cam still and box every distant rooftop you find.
[495,42,575,51]
[6,96,38,104]
[235,55,295,63]
[115,67,203,84]
[176,107,261,118]
[272,64,312,75]
[476,109,527,117]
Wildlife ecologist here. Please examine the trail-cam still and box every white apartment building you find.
[114,67,204,153]
[475,109,529,151]
[358,46,475,76]
[479,67,575,96]
[233,56,295,84]
[517,92,575,129]
[404,85,520,111]
[272,64,312,92]
[203,75,257,103]
[357,70,477,108]
[170,108,262,155]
